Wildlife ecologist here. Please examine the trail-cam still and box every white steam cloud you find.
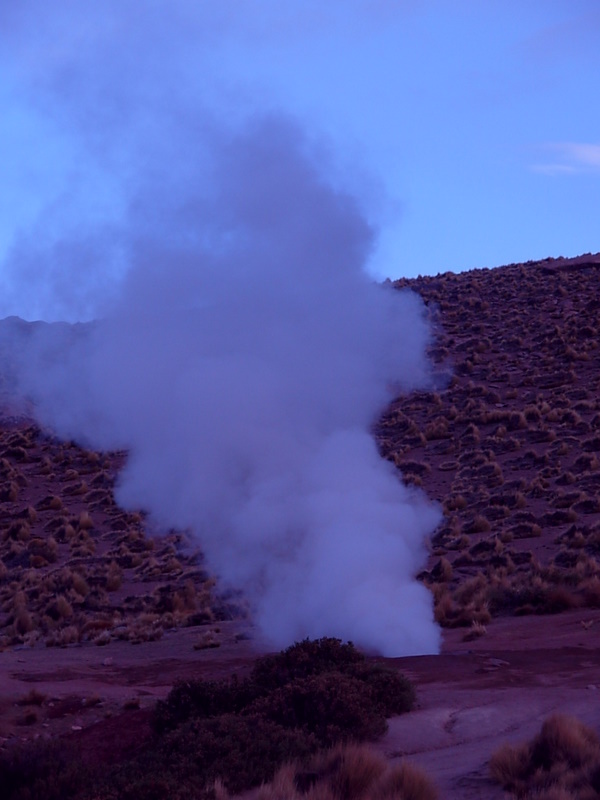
[0,2,442,656]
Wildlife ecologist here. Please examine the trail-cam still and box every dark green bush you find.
[0,739,92,800]
[152,673,258,734]
[149,638,416,795]
[488,582,579,616]
[348,662,416,716]
[153,637,407,736]
[161,713,316,794]
[250,637,364,689]
[98,713,316,799]
[246,672,387,746]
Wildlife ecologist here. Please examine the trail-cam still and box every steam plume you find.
[0,2,442,655]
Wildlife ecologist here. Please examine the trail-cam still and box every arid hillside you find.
[383,254,600,631]
[0,253,599,799]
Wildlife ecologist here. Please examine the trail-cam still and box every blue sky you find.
[0,1,599,319]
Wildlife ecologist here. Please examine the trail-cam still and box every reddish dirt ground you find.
[379,612,600,798]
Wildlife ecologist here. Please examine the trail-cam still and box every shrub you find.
[323,744,387,798]
[530,714,599,771]
[137,713,316,797]
[105,562,123,591]
[259,743,438,800]
[150,639,415,796]
[490,714,600,797]
[153,674,258,734]
[430,557,453,582]
[16,688,47,706]
[490,740,531,789]
[0,738,93,800]
[465,514,491,534]
[14,607,33,635]
[250,637,365,689]
[378,760,439,800]
[582,578,600,608]
[488,581,578,616]
[444,494,467,512]
[154,638,414,737]
[462,621,487,641]
[349,662,415,716]
[247,672,388,746]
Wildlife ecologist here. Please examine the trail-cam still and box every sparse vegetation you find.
[0,426,221,649]
[377,258,600,632]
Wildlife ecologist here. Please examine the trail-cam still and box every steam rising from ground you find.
[0,2,442,655]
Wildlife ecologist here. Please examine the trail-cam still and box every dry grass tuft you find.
[16,688,47,707]
[256,744,438,800]
[321,744,387,798]
[465,514,491,534]
[490,714,600,798]
[379,760,439,800]
[105,561,123,591]
[462,620,487,641]
[77,511,94,530]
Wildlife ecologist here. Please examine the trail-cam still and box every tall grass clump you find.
[256,743,438,800]
[490,714,600,798]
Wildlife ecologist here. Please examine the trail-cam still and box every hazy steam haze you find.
[0,2,442,655]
